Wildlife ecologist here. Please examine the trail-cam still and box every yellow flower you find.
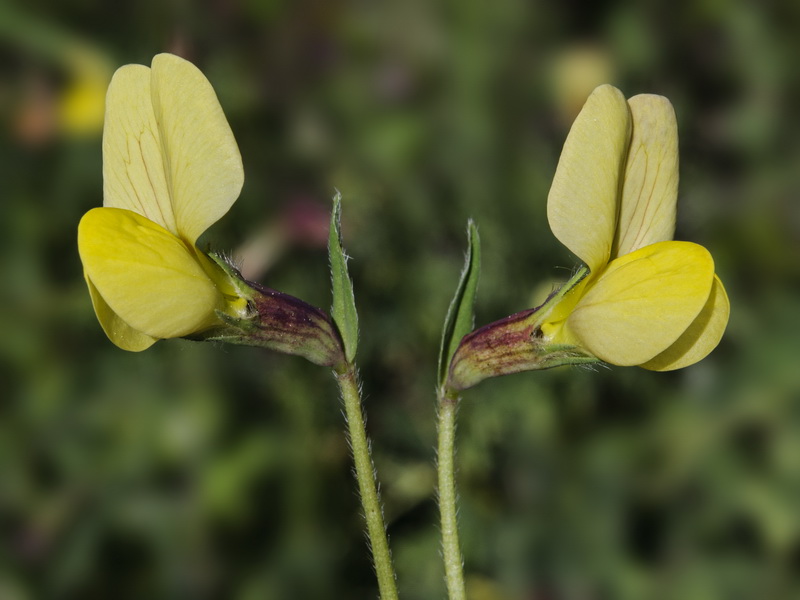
[78,54,247,351]
[58,48,113,138]
[539,85,729,370]
[58,63,110,138]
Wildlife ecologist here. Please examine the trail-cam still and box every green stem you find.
[335,363,399,600]
[438,388,467,600]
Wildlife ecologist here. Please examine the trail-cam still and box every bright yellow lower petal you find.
[85,276,157,351]
[78,207,223,339]
[641,274,730,371]
[566,241,715,366]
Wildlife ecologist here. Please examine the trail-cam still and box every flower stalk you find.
[437,388,466,600]
[335,362,399,600]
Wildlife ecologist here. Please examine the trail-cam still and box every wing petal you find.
[85,276,157,351]
[78,207,222,340]
[642,274,729,370]
[566,241,714,365]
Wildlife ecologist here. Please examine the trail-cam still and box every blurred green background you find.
[2,0,799,598]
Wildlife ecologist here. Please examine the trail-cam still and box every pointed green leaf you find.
[328,191,359,363]
[438,220,481,389]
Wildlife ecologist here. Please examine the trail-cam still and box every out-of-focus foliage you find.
[1,0,799,598]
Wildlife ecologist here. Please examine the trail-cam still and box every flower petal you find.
[102,63,177,233]
[102,54,243,245]
[641,274,730,371]
[78,207,222,340]
[613,94,679,258]
[566,241,715,366]
[149,53,243,244]
[547,84,631,272]
[85,276,157,351]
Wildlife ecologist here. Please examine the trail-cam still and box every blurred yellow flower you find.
[58,60,110,137]
[540,85,729,370]
[549,44,615,125]
[78,53,247,351]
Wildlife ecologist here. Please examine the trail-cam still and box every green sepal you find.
[438,220,481,389]
[206,251,260,301]
[328,191,359,363]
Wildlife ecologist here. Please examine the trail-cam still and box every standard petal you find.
[613,94,679,258]
[547,84,631,272]
[641,274,730,371]
[85,276,157,351]
[566,241,715,366]
[102,63,177,234]
[149,53,243,244]
[78,207,223,340]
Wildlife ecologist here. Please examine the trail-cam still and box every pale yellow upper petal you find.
[149,53,243,244]
[78,207,222,340]
[566,241,715,366]
[547,84,631,272]
[102,64,177,233]
[613,94,679,258]
[641,274,730,371]
[102,54,243,244]
[85,276,157,351]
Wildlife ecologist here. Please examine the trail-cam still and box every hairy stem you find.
[438,389,466,600]
[335,364,399,600]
